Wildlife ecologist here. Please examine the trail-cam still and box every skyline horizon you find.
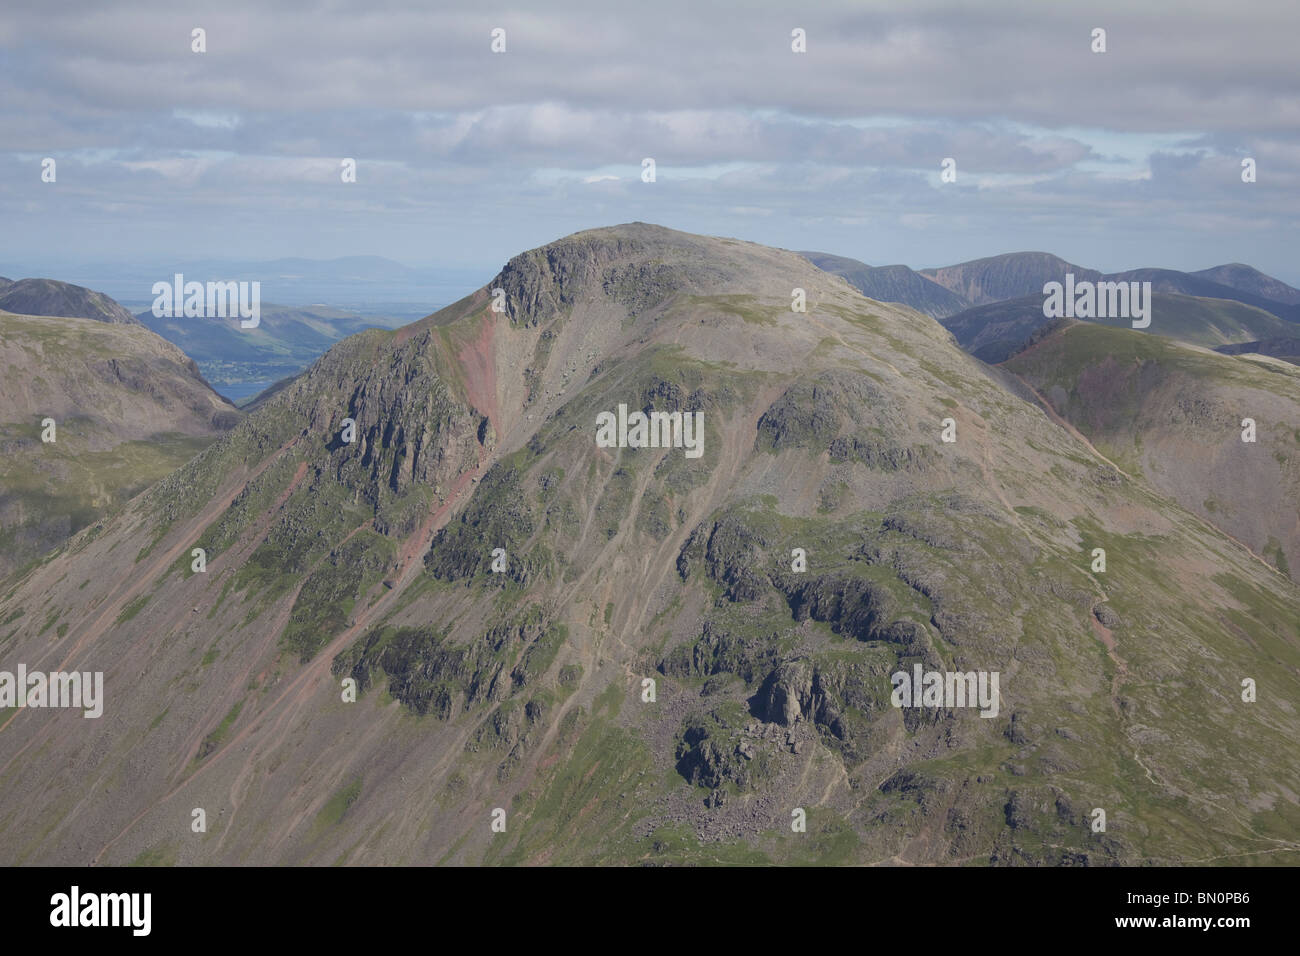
[6,222,1300,293]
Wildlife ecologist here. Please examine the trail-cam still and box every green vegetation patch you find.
[281,529,396,662]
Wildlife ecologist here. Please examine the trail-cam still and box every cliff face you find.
[0,224,1296,867]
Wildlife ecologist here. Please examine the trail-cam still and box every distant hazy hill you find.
[1214,337,1300,366]
[798,252,968,318]
[1104,268,1300,323]
[1193,263,1300,306]
[137,303,407,399]
[38,255,481,313]
[827,251,1300,329]
[918,253,1300,322]
[236,255,430,282]
[944,292,1294,363]
[0,310,239,579]
[0,277,139,325]
[920,252,1101,307]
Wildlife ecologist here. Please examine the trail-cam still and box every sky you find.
[2,0,1298,285]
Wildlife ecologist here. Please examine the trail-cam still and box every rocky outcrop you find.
[658,620,781,684]
[333,611,562,718]
[675,707,773,795]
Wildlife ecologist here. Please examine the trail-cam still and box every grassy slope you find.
[0,311,232,580]
[1004,321,1300,576]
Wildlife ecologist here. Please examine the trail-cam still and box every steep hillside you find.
[0,277,139,325]
[1003,321,1300,578]
[0,311,239,579]
[946,292,1294,363]
[799,252,969,318]
[0,225,1295,867]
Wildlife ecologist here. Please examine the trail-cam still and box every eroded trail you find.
[1089,614,1127,714]
[1002,369,1132,479]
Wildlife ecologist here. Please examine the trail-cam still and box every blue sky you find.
[2,0,1298,284]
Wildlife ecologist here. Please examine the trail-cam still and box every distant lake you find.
[213,381,272,404]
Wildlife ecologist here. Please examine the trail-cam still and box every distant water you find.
[213,381,272,404]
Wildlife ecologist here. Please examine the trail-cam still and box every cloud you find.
[0,0,1296,282]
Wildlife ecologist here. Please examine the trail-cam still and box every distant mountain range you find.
[0,275,410,402]
[802,250,1300,362]
[13,251,1300,399]
[9,256,485,313]
[943,292,1295,363]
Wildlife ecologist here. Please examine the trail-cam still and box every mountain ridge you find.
[0,277,139,325]
[809,251,1300,329]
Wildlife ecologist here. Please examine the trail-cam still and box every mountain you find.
[795,252,1300,338]
[907,254,1300,327]
[1103,268,1300,324]
[136,303,408,401]
[799,252,969,318]
[920,252,1101,307]
[944,292,1295,364]
[0,310,240,580]
[0,224,1296,867]
[0,277,139,325]
[1002,320,1300,578]
[1192,264,1300,307]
